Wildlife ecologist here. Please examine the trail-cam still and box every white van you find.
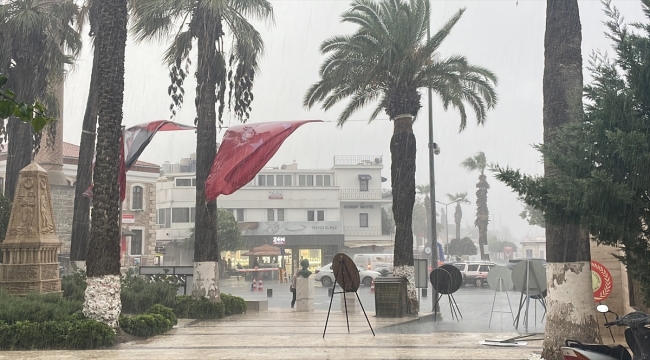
[353,254,394,272]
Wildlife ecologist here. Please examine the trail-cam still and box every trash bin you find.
[374,277,408,318]
[267,288,273,298]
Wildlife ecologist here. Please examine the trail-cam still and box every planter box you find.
[374,277,408,318]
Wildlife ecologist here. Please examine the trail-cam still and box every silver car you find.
[314,263,380,287]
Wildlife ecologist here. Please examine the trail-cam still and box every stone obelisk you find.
[34,82,67,186]
[0,162,62,295]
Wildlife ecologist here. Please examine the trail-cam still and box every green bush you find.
[120,304,176,338]
[221,293,246,316]
[0,289,82,324]
[173,295,225,319]
[121,269,179,314]
[0,319,114,350]
[146,304,177,326]
[61,270,87,302]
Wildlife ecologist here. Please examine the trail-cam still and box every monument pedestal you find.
[0,163,62,295]
[295,276,314,312]
[340,293,360,313]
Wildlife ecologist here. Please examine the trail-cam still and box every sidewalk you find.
[0,309,543,360]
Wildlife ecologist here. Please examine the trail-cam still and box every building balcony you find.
[334,155,383,166]
[344,226,382,236]
[339,189,383,200]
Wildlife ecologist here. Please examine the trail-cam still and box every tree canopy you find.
[446,237,477,257]
[494,0,650,306]
[181,208,244,252]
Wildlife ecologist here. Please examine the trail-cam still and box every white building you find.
[155,155,393,272]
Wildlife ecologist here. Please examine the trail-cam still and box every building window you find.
[285,175,292,186]
[130,229,143,256]
[277,209,285,221]
[132,186,143,210]
[266,175,274,186]
[190,207,196,222]
[157,209,165,225]
[176,178,192,186]
[299,175,314,187]
[227,208,245,221]
[192,178,196,186]
[526,249,533,258]
[539,250,545,259]
[267,209,275,221]
[172,208,190,223]
[307,210,315,221]
[360,179,369,192]
[258,175,266,186]
[316,175,323,186]
[276,175,284,187]
[324,175,331,186]
[359,213,368,228]
[308,210,324,222]
[317,210,325,221]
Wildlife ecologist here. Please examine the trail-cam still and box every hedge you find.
[120,304,177,338]
[221,293,246,316]
[0,319,115,350]
[0,289,82,324]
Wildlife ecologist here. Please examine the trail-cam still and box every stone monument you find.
[295,275,314,312]
[0,162,62,295]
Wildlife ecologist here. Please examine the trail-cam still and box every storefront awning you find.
[358,174,372,180]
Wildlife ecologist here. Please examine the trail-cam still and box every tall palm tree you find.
[542,0,598,357]
[461,152,489,261]
[0,0,81,201]
[446,192,470,241]
[304,0,498,314]
[130,0,273,301]
[70,0,102,266]
[83,0,128,329]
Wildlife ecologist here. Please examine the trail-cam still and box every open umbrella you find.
[241,243,281,257]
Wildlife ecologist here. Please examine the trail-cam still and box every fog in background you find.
[62,0,645,243]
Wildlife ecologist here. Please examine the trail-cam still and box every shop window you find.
[130,229,143,256]
[176,178,192,186]
[131,186,143,210]
[172,208,190,223]
[359,213,368,228]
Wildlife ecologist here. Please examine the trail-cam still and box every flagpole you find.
[120,126,125,266]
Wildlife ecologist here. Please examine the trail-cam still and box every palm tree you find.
[0,0,81,201]
[70,0,102,266]
[83,0,128,329]
[541,1,599,357]
[461,152,489,261]
[130,0,273,301]
[416,184,431,248]
[446,192,470,241]
[304,0,498,314]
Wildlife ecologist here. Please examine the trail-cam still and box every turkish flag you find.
[123,120,196,170]
[205,120,322,201]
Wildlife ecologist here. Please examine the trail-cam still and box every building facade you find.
[0,142,160,268]
[155,155,393,273]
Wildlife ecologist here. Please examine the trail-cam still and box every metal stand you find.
[489,277,514,329]
[433,292,462,322]
[514,261,546,332]
[322,262,375,338]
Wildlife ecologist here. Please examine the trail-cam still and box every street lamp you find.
[436,200,460,261]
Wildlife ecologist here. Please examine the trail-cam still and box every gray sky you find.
[62,0,645,241]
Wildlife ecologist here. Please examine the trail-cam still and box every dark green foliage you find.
[0,289,82,324]
[0,75,54,132]
[179,208,244,252]
[0,319,114,350]
[446,237,478,257]
[220,293,246,316]
[120,268,179,314]
[119,305,176,338]
[61,270,87,302]
[493,0,650,306]
[172,295,225,319]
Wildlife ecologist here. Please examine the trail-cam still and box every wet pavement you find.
[0,310,543,359]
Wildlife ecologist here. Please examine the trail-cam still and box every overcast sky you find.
[62,0,645,241]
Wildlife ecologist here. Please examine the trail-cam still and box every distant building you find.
[155,154,392,273]
[0,142,160,268]
[519,237,546,259]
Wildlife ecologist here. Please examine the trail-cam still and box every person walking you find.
[290,268,299,308]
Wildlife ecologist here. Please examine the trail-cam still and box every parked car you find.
[352,254,394,272]
[314,263,380,287]
[450,261,497,287]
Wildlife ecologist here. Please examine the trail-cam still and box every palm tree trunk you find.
[475,175,489,261]
[390,115,417,314]
[83,0,127,329]
[191,8,221,302]
[454,203,461,241]
[70,36,100,265]
[542,1,599,358]
[6,119,33,201]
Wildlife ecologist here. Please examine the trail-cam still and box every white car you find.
[314,263,380,287]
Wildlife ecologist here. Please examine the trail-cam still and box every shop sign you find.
[240,221,342,236]
[122,214,135,223]
[269,190,283,199]
[343,204,375,209]
[273,236,286,245]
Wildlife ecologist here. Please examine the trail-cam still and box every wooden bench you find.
[245,300,268,312]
